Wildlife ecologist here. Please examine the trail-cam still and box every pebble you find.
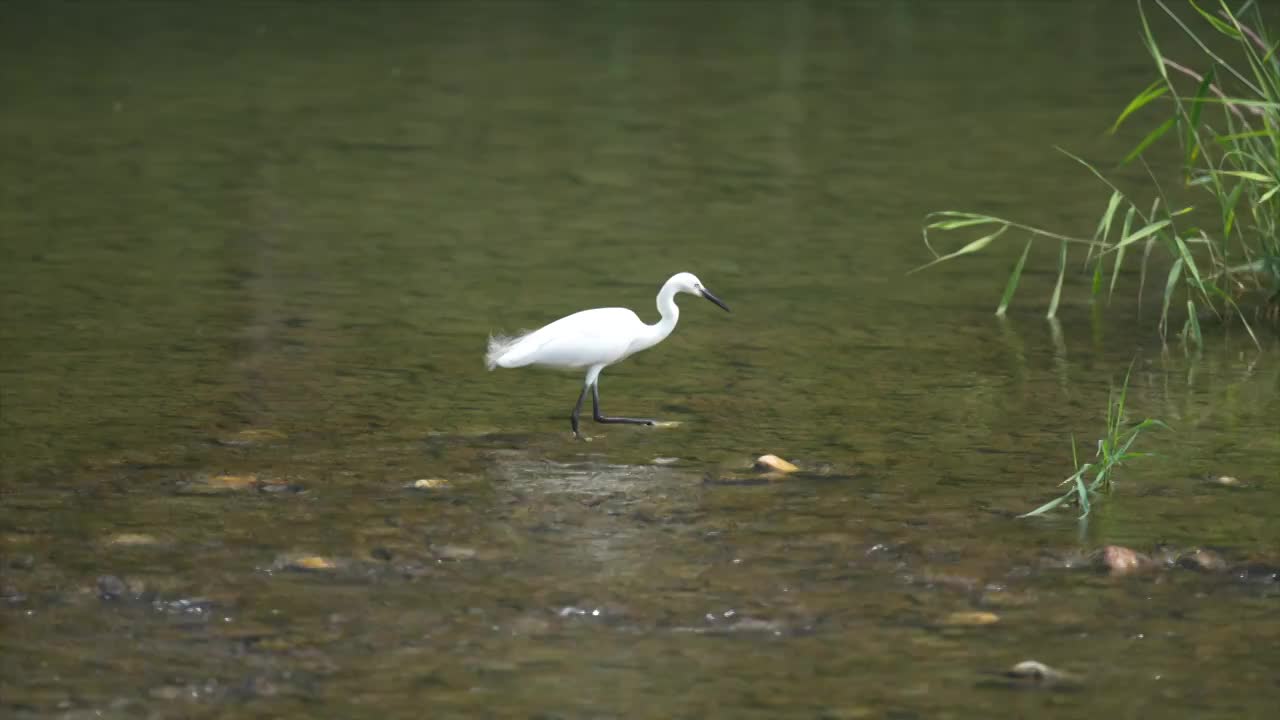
[509,614,553,635]
[431,544,477,561]
[1099,545,1155,576]
[177,473,259,495]
[409,478,449,490]
[259,480,305,494]
[149,685,185,701]
[819,708,874,720]
[8,554,34,570]
[96,575,128,600]
[239,674,281,698]
[942,611,1000,626]
[754,454,799,473]
[1005,660,1079,687]
[1234,564,1279,584]
[273,554,338,572]
[980,588,1038,608]
[292,556,336,571]
[2,583,27,603]
[728,617,786,633]
[216,429,287,447]
[104,533,160,547]
[1178,548,1228,572]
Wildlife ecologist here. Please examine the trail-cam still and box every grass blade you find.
[1086,190,1126,267]
[910,223,1010,275]
[1019,492,1073,518]
[1048,240,1069,318]
[1190,0,1242,39]
[1112,219,1172,252]
[1213,170,1275,182]
[1074,473,1092,518]
[1186,299,1204,347]
[1172,234,1207,291]
[1160,258,1185,339]
[1185,66,1215,167]
[1124,117,1177,165]
[1108,241,1128,304]
[997,238,1034,316]
[1111,78,1170,133]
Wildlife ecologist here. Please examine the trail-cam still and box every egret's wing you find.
[489,308,640,369]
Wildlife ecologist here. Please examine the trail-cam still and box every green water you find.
[2,2,1278,718]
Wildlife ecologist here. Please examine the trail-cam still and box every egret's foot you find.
[594,416,657,426]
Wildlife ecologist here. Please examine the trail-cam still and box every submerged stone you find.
[104,533,161,547]
[96,575,128,600]
[942,610,1000,626]
[273,554,338,572]
[149,685,185,701]
[409,478,449,490]
[1178,548,1228,572]
[177,473,259,495]
[2,583,27,603]
[259,480,305,494]
[1234,564,1279,584]
[1099,545,1155,576]
[216,429,287,447]
[8,554,35,570]
[754,454,799,473]
[1005,660,1078,687]
[431,544,477,561]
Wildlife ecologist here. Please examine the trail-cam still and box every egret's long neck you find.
[635,281,680,352]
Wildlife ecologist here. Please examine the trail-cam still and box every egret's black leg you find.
[570,385,589,438]
[591,382,656,426]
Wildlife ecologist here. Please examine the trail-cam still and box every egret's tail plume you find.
[485,333,520,371]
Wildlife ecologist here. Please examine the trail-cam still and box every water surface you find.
[2,2,1278,718]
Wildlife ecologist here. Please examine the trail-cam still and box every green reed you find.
[917,0,1280,346]
[1021,365,1170,519]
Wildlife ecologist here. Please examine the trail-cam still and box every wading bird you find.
[485,272,731,438]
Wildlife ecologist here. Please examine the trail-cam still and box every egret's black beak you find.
[701,287,731,313]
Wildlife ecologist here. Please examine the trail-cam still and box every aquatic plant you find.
[917,0,1280,346]
[1021,365,1170,519]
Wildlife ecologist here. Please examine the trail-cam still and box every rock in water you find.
[272,554,338,572]
[942,611,1000,626]
[1005,660,1079,688]
[105,533,160,547]
[97,575,128,600]
[177,473,259,495]
[1099,545,1154,576]
[754,454,798,473]
[1178,548,1227,572]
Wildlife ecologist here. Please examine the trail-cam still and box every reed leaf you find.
[996,238,1034,317]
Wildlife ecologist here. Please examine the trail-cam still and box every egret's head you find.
[669,272,730,313]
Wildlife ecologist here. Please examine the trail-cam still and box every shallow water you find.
[2,2,1278,718]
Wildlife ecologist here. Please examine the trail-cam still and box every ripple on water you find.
[486,448,699,497]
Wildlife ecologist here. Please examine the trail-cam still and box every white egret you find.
[485,272,731,438]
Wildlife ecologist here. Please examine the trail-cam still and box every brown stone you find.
[1100,545,1155,576]
[753,454,798,473]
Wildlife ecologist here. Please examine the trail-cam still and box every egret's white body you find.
[485,272,730,437]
